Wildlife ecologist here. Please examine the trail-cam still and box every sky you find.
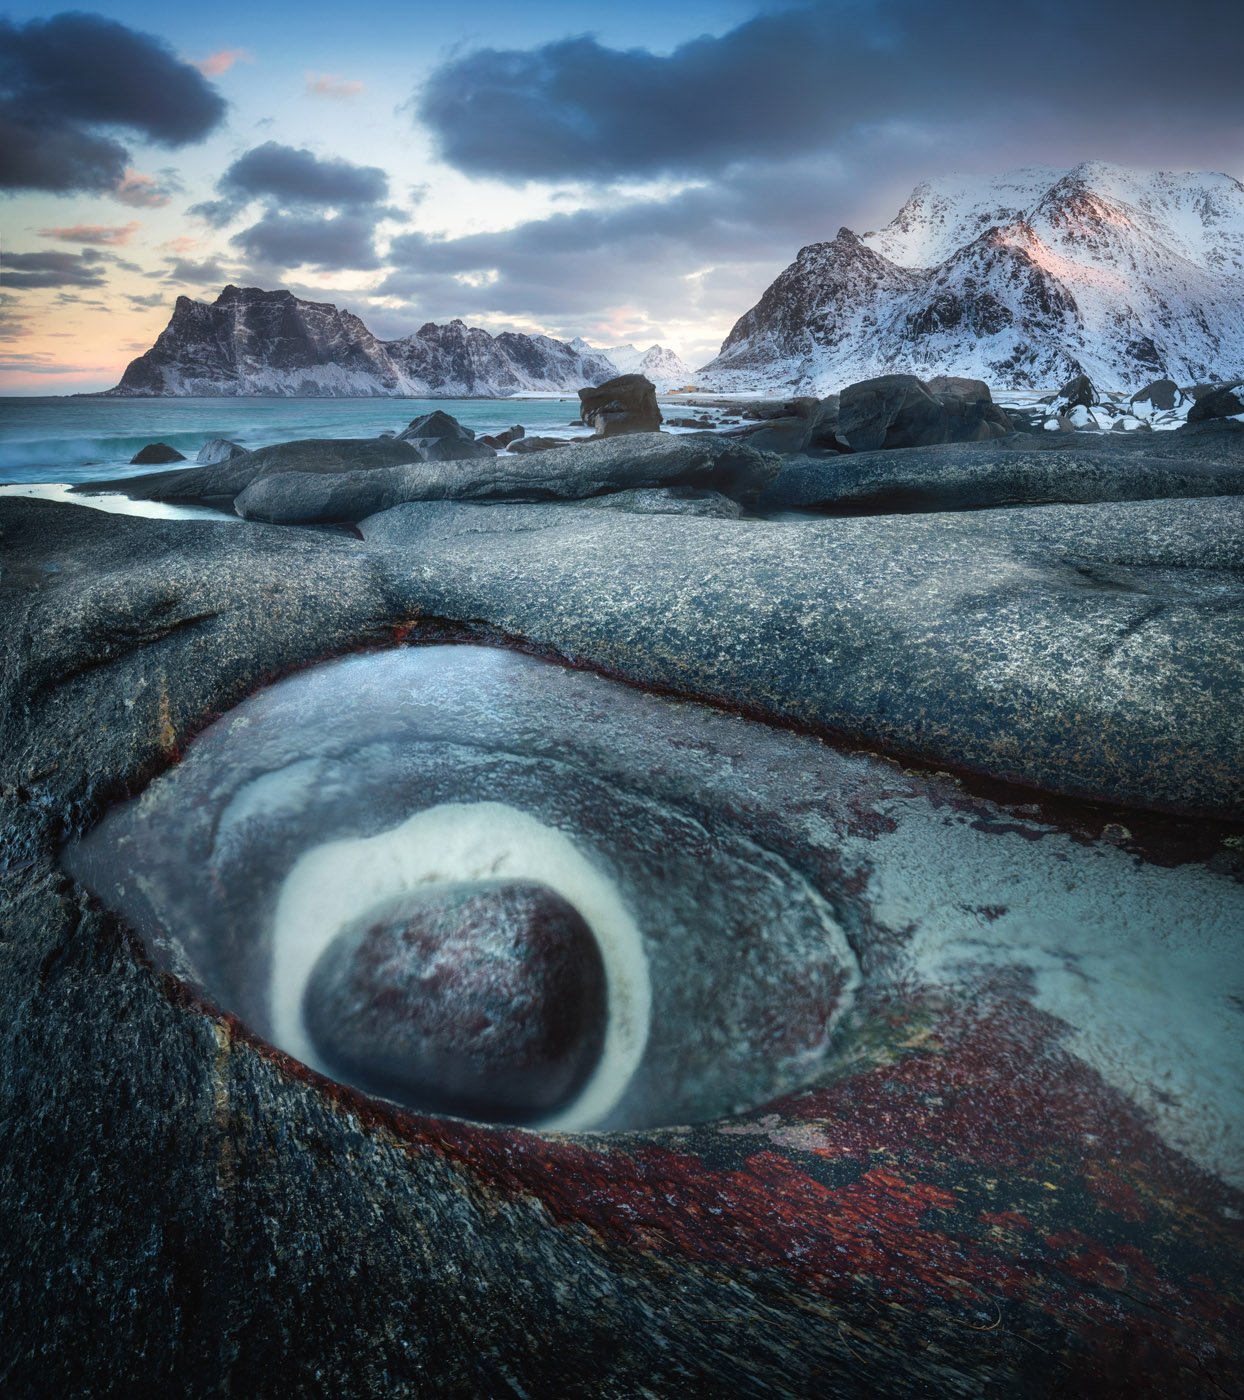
[1,0,1241,393]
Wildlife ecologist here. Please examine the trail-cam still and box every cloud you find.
[416,0,1244,184]
[114,168,183,208]
[1,249,108,289]
[306,72,364,99]
[191,141,395,271]
[38,221,140,246]
[231,211,384,271]
[196,48,254,78]
[0,12,226,193]
[164,258,228,285]
[127,292,170,309]
[216,140,388,209]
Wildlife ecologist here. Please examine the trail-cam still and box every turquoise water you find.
[0,395,599,485]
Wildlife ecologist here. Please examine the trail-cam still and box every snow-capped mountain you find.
[593,343,694,390]
[700,163,1244,392]
[107,286,620,397]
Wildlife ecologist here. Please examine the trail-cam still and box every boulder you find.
[735,416,814,455]
[1055,373,1098,410]
[77,437,424,504]
[837,375,947,451]
[755,432,1244,515]
[403,435,497,464]
[808,395,843,449]
[195,438,245,466]
[130,442,185,466]
[926,376,1013,442]
[1130,378,1182,413]
[578,374,661,437]
[507,436,573,454]
[233,433,779,524]
[361,493,1244,818]
[302,881,607,1125]
[480,425,525,450]
[1187,381,1244,423]
[396,410,476,443]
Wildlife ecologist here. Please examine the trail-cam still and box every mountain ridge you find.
[106,286,652,398]
[699,162,1244,392]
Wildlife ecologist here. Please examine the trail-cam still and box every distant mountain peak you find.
[701,163,1244,391]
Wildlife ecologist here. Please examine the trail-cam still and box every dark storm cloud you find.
[0,12,226,194]
[231,211,385,271]
[190,142,395,271]
[216,142,389,210]
[1,249,108,289]
[417,0,1244,183]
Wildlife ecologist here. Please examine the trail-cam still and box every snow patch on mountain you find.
[700,162,1244,393]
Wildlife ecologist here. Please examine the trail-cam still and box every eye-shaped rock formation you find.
[1,494,1241,1398]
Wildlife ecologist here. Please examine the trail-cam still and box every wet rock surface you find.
[2,480,1243,1397]
[302,881,607,1124]
[130,441,186,465]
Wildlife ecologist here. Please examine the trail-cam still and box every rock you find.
[377,430,396,439]
[926,376,1013,442]
[78,437,425,504]
[576,487,742,518]
[397,410,476,444]
[808,395,843,449]
[508,437,573,454]
[837,374,948,451]
[480,425,525,450]
[735,416,814,455]
[195,438,245,466]
[1187,380,1244,422]
[666,417,704,429]
[235,433,779,524]
[130,442,185,466]
[3,496,1242,1397]
[1131,378,1182,413]
[755,432,1244,515]
[362,493,1244,818]
[402,436,497,464]
[1055,373,1097,410]
[578,374,662,437]
[302,881,607,1124]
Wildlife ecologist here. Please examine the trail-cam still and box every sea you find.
[0,394,605,487]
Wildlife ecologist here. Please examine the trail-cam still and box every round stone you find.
[301,879,608,1124]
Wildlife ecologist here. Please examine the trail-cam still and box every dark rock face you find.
[130,442,185,465]
[1188,380,1244,421]
[403,435,497,464]
[303,881,607,1124]
[396,410,476,443]
[578,374,662,437]
[926,376,1014,441]
[1056,372,1098,409]
[1131,378,1182,412]
[480,425,524,449]
[196,438,245,465]
[837,374,948,451]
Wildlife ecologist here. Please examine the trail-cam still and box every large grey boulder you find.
[130,442,185,465]
[195,438,246,466]
[1054,373,1098,410]
[1188,380,1244,422]
[757,431,1244,515]
[926,376,1013,442]
[578,374,662,437]
[837,375,948,451]
[396,409,477,443]
[1130,378,1182,413]
[235,433,779,523]
[77,437,424,504]
[360,494,1244,818]
[402,435,497,463]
